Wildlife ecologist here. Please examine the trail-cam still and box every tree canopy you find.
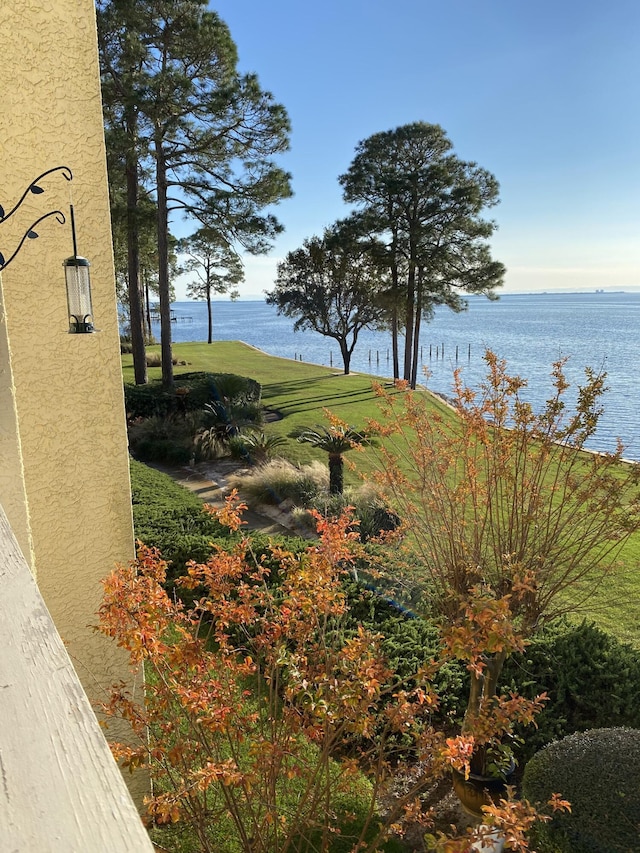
[98,0,292,387]
[178,228,243,344]
[340,122,505,387]
[266,227,387,374]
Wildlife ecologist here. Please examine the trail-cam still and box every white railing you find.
[0,505,154,852]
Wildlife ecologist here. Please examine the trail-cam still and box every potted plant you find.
[445,585,544,817]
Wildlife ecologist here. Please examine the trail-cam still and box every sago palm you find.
[294,424,372,494]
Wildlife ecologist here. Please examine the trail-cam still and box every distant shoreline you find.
[174,288,635,304]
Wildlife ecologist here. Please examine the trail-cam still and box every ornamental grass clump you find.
[228,458,329,506]
[367,351,640,778]
[99,494,564,852]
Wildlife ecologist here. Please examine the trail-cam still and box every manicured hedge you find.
[124,372,261,420]
[130,459,226,578]
[523,727,640,852]
[130,459,307,585]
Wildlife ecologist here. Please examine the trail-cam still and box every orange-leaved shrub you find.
[99,493,565,852]
[366,351,640,778]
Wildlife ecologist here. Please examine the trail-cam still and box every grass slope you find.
[123,341,640,646]
[123,341,414,472]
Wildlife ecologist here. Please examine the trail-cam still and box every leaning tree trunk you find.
[328,453,344,495]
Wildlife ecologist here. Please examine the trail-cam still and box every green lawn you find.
[123,340,410,470]
[123,340,640,647]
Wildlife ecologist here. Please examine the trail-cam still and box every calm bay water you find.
[153,292,640,460]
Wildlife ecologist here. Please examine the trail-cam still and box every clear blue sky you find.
[178,0,640,299]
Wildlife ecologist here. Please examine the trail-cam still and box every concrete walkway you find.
[148,461,311,538]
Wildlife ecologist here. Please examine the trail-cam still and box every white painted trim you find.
[0,505,153,851]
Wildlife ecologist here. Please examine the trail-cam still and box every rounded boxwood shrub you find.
[523,727,640,852]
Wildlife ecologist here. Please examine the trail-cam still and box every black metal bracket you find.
[0,166,73,271]
[0,210,67,270]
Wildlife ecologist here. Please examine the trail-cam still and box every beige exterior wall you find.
[0,0,142,798]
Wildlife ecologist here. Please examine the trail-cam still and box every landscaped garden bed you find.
[119,349,640,851]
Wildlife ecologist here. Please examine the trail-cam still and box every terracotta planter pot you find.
[451,763,515,818]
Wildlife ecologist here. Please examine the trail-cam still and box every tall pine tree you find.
[99,1,292,388]
[178,228,243,345]
[340,122,505,387]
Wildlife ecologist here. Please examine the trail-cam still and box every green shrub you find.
[230,431,288,465]
[124,372,261,420]
[355,500,401,542]
[130,460,225,579]
[124,383,176,419]
[130,458,200,509]
[130,461,640,770]
[209,372,262,406]
[201,399,264,442]
[307,486,401,542]
[128,414,197,464]
[502,620,640,763]
[523,727,640,852]
[130,460,310,589]
[342,580,467,724]
[323,603,640,759]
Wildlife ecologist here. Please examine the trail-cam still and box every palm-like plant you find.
[236,431,288,465]
[294,424,372,494]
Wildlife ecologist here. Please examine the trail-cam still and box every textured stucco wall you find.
[0,0,142,798]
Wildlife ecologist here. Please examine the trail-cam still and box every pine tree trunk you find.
[155,140,174,390]
[390,250,400,379]
[391,310,400,380]
[403,263,416,382]
[206,280,213,345]
[410,270,423,389]
[125,106,147,385]
[144,273,151,340]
